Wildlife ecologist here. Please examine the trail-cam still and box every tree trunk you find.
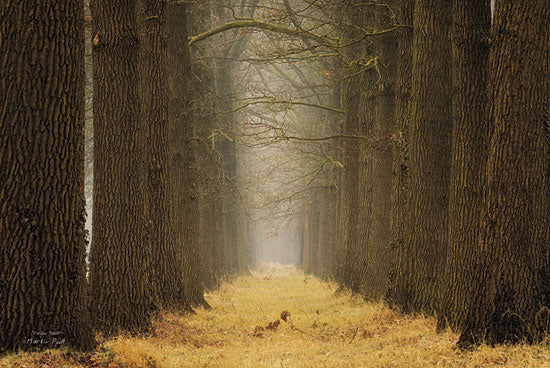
[305,198,320,275]
[395,0,452,314]
[354,83,375,295]
[301,214,311,272]
[387,0,413,308]
[167,1,209,309]
[0,0,95,352]
[186,1,221,291]
[340,2,375,293]
[458,0,550,347]
[364,0,398,300]
[328,82,343,280]
[438,0,491,332]
[89,0,153,335]
[138,0,186,309]
[343,94,375,295]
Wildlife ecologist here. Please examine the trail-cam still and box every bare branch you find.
[223,99,344,114]
[188,19,337,48]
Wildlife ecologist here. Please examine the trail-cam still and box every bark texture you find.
[89,0,153,335]
[0,0,95,352]
[168,1,208,308]
[340,1,375,294]
[387,0,413,308]
[138,0,186,309]
[458,0,550,347]
[395,0,452,314]
[364,0,398,300]
[438,0,491,332]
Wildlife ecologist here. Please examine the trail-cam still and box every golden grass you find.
[2,263,550,367]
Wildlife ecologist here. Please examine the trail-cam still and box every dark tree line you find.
[301,0,550,348]
[1,0,249,353]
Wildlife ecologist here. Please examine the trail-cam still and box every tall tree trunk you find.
[301,214,311,272]
[364,0,398,300]
[337,80,357,286]
[395,0,452,314]
[306,198,320,275]
[458,0,550,347]
[354,25,377,296]
[187,1,220,291]
[438,0,491,332]
[89,0,153,335]
[354,82,375,295]
[340,1,375,293]
[316,155,332,278]
[328,82,343,280]
[167,1,208,309]
[387,0,413,308]
[138,0,185,309]
[0,0,95,352]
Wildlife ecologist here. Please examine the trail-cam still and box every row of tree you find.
[1,0,249,353]
[300,0,549,347]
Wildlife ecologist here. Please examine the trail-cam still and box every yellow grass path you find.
[2,264,550,367]
[107,264,550,367]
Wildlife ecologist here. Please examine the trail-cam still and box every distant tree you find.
[0,0,95,352]
[438,0,491,332]
[394,0,453,314]
[89,0,154,335]
[327,83,344,280]
[458,0,550,347]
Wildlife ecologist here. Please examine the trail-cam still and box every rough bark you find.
[458,0,550,347]
[186,2,220,291]
[364,0,398,300]
[437,0,491,332]
[354,80,376,295]
[395,0,452,314]
[89,0,153,335]
[341,2,376,295]
[138,0,187,309]
[339,2,373,293]
[167,1,208,309]
[0,0,95,352]
[328,82,344,280]
[339,74,361,290]
[387,0,413,308]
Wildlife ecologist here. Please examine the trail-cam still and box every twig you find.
[346,327,359,346]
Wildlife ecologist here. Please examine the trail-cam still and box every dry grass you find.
[2,263,550,367]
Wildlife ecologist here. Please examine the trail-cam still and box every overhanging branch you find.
[223,99,344,114]
[188,20,338,48]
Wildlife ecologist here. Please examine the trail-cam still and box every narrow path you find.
[105,264,549,368]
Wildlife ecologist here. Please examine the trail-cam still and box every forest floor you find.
[2,264,550,368]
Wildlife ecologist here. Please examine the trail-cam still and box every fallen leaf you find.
[280,311,290,322]
[266,319,280,330]
[252,325,264,337]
